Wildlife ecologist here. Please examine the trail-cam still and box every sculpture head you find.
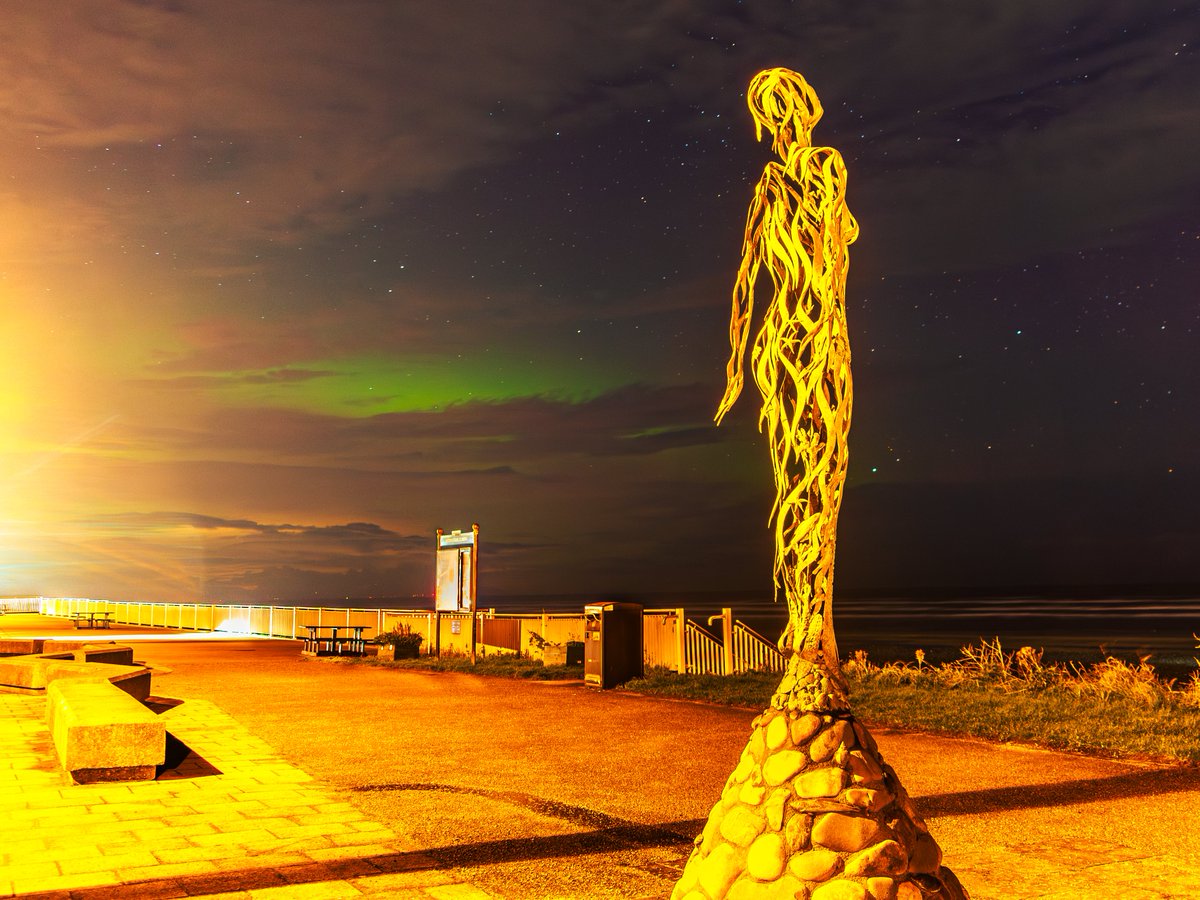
[747,67,823,156]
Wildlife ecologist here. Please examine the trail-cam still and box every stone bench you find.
[0,650,151,700]
[0,642,164,782]
[46,679,166,783]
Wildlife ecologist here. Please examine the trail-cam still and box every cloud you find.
[6,0,1191,283]
[139,368,339,390]
[0,0,712,262]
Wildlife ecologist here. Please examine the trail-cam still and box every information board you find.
[435,525,478,613]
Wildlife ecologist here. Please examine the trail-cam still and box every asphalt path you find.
[133,635,1200,900]
[8,619,1200,898]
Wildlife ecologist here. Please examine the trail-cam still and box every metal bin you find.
[583,601,643,688]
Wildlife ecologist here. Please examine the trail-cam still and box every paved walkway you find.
[0,691,492,899]
[0,616,496,899]
[2,613,1200,899]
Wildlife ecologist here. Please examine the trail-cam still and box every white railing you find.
[0,596,44,613]
[684,619,726,675]
[33,598,786,677]
[731,619,786,674]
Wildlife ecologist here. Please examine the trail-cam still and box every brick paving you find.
[0,690,494,899]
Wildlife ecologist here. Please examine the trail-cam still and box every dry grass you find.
[346,635,1200,762]
[844,635,1200,711]
[840,635,1200,761]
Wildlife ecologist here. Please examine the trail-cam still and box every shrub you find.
[374,625,424,656]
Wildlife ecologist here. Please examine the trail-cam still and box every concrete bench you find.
[0,642,163,783]
[46,679,166,784]
[0,652,151,700]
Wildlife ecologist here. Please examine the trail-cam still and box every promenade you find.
[2,613,1199,899]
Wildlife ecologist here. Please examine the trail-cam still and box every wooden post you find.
[675,608,687,673]
[469,523,479,665]
[722,608,735,675]
[708,608,735,675]
[434,529,443,658]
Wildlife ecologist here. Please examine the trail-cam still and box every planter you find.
[543,641,584,667]
[374,642,420,661]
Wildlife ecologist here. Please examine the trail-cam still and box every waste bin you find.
[583,601,643,688]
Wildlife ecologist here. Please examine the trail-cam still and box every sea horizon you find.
[337,585,1200,676]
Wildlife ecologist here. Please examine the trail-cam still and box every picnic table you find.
[67,611,114,629]
[301,625,367,657]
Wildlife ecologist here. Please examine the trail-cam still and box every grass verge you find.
[343,637,1200,763]
[850,678,1200,762]
[341,652,584,680]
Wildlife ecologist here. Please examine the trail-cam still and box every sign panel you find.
[435,549,462,612]
[439,530,476,549]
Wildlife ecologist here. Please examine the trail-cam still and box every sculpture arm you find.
[810,148,857,302]
[716,169,772,423]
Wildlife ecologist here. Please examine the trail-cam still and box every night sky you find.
[1,1,1196,604]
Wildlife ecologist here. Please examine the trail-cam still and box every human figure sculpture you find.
[715,66,858,714]
[672,69,968,900]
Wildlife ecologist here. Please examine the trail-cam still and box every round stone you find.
[844,787,894,813]
[896,789,929,832]
[908,833,943,874]
[789,848,842,882]
[845,840,908,877]
[728,876,781,900]
[889,814,918,849]
[720,805,766,847]
[763,749,807,786]
[812,813,887,853]
[698,843,742,899]
[784,811,812,852]
[866,877,898,900]
[700,810,722,853]
[749,726,768,763]
[847,750,885,785]
[791,712,822,745]
[733,750,757,783]
[895,882,923,900]
[764,789,788,831]
[739,780,767,806]
[809,721,852,762]
[796,766,847,799]
[672,864,700,900]
[811,880,868,900]
[766,713,791,751]
[747,832,787,881]
[852,720,880,753]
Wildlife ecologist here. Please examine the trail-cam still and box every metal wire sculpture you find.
[716,67,859,713]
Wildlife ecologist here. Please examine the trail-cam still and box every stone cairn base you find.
[672,707,969,900]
